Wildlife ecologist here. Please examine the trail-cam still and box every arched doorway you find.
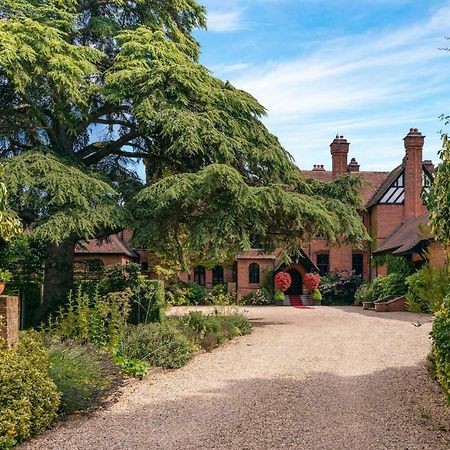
[285,269,303,295]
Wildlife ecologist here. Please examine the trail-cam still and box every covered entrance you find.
[284,269,303,295]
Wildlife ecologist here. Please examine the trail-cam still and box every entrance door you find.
[285,269,303,295]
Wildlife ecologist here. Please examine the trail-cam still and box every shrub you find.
[354,284,369,304]
[48,341,121,415]
[320,271,363,305]
[405,265,450,313]
[178,311,252,351]
[364,273,406,303]
[274,272,291,292]
[0,331,60,448]
[205,284,235,305]
[274,290,285,302]
[430,294,450,404]
[241,288,273,305]
[304,273,320,291]
[118,323,195,369]
[166,282,207,306]
[49,288,131,352]
[129,279,166,324]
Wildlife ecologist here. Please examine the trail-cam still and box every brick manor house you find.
[76,128,445,298]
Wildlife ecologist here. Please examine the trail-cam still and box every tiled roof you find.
[75,234,138,259]
[302,170,391,206]
[374,214,433,255]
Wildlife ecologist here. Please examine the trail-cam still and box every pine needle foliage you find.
[2,152,123,243]
[0,165,22,241]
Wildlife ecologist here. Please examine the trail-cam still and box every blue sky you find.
[195,0,450,171]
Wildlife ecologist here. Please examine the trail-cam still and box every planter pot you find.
[375,302,388,312]
[301,294,312,306]
[0,283,5,295]
[362,302,374,310]
[313,300,322,306]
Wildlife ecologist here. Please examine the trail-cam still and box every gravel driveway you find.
[22,306,450,450]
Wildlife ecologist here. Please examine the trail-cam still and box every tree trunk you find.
[38,238,76,325]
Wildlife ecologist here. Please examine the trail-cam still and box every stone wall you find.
[0,295,19,345]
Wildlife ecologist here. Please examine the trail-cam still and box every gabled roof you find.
[374,214,433,256]
[302,170,391,207]
[275,249,319,273]
[75,234,138,259]
[366,163,404,208]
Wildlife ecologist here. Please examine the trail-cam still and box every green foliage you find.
[0,236,45,292]
[130,279,166,324]
[354,284,369,304]
[2,153,123,244]
[274,290,285,302]
[114,356,149,378]
[0,269,12,283]
[0,165,22,242]
[319,271,363,305]
[430,294,450,403]
[166,281,207,306]
[49,288,131,352]
[134,165,369,267]
[405,265,450,313]
[178,311,252,351]
[118,322,195,369]
[241,288,273,305]
[205,284,235,305]
[427,135,450,249]
[48,341,120,415]
[0,331,60,449]
[362,273,406,303]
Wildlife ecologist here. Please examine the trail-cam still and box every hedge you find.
[431,294,450,404]
[0,331,60,449]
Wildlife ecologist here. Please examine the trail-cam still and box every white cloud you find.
[225,4,450,170]
[207,9,245,32]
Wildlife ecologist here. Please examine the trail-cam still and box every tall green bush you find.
[431,294,450,403]
[405,265,450,313]
[364,273,406,303]
[0,332,60,449]
[49,288,131,352]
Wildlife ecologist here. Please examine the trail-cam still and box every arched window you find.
[249,263,260,284]
[194,266,206,286]
[212,266,224,286]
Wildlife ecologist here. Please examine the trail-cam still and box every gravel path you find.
[22,306,450,450]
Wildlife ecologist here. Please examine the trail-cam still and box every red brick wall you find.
[371,204,404,244]
[237,258,274,298]
[0,296,19,345]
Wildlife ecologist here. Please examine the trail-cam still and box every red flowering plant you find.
[274,272,292,292]
[304,273,321,292]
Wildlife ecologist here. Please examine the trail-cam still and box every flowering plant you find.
[274,272,292,292]
[304,273,320,291]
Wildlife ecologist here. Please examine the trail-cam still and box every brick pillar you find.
[0,296,19,346]
[330,135,349,178]
[403,128,425,219]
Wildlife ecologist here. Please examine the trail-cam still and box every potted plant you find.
[274,290,285,304]
[312,289,322,306]
[0,269,12,295]
[303,273,320,306]
[274,272,292,305]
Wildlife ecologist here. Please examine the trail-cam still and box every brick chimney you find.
[330,135,349,178]
[312,164,326,172]
[403,128,425,219]
[348,157,360,173]
[423,159,434,175]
